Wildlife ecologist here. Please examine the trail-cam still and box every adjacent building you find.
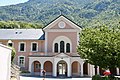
[0,44,12,80]
[0,15,119,77]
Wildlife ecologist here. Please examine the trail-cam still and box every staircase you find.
[11,64,20,80]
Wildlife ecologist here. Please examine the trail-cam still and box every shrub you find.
[102,76,119,80]
[108,75,119,80]
[11,47,16,62]
[21,70,30,73]
[92,75,103,80]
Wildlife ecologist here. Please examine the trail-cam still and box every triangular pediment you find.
[43,15,81,31]
[55,53,70,58]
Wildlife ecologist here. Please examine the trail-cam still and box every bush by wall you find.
[92,75,103,80]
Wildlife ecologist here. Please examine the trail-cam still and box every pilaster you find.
[80,62,84,76]
[97,66,99,75]
[40,63,44,76]
[117,68,119,75]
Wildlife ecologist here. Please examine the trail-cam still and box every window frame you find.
[18,56,25,67]
[31,42,38,52]
[54,43,58,53]
[66,43,70,53]
[60,41,65,53]
[35,63,41,69]
[18,42,26,52]
[7,42,14,47]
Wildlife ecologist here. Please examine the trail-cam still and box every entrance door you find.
[57,61,67,76]
[34,61,41,72]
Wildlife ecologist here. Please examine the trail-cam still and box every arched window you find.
[8,43,13,47]
[66,43,70,53]
[8,40,13,47]
[54,43,58,53]
[60,41,64,53]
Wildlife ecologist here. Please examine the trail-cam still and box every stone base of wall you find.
[10,77,17,80]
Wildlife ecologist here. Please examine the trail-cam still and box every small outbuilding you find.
[0,44,12,80]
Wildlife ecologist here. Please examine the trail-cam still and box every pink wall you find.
[0,18,80,71]
[0,40,45,70]
[47,32,77,53]
[0,30,78,70]
[51,21,74,29]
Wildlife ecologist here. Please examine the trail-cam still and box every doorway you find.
[57,60,67,76]
[33,61,41,72]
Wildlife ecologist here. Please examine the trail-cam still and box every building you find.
[0,44,12,80]
[0,15,119,77]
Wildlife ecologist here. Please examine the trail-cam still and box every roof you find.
[0,29,44,40]
[0,15,81,40]
[43,15,82,30]
[0,44,12,50]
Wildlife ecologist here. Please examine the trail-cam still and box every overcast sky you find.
[0,0,29,6]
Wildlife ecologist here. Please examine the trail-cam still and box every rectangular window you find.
[36,63,40,69]
[19,42,26,52]
[31,42,38,52]
[19,56,25,67]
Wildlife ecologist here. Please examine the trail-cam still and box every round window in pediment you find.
[58,21,66,28]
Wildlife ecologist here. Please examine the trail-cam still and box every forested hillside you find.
[0,21,43,29]
[0,0,120,28]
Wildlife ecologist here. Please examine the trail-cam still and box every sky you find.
[0,0,29,6]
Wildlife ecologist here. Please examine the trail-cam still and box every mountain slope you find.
[0,0,119,28]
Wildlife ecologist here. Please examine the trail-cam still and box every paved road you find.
[20,76,92,80]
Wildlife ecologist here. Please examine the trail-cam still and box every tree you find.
[0,21,43,29]
[77,26,120,72]
[11,47,16,62]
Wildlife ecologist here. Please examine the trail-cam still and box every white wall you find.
[0,44,12,80]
